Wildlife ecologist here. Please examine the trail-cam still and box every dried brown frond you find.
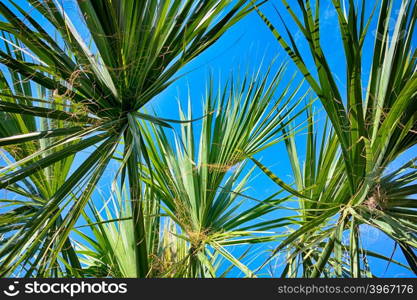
[185,227,210,251]
[364,184,387,211]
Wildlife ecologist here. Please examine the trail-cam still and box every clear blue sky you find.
[2,0,416,277]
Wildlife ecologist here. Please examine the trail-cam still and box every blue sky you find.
[1,0,416,277]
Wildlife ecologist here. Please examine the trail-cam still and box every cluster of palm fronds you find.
[0,0,416,278]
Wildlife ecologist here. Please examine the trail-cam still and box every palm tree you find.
[0,0,260,277]
[138,65,306,277]
[253,0,417,277]
[65,64,307,278]
[2,0,414,279]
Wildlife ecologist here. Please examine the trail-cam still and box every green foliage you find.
[139,65,306,277]
[254,0,417,277]
[0,0,260,277]
[0,0,415,278]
